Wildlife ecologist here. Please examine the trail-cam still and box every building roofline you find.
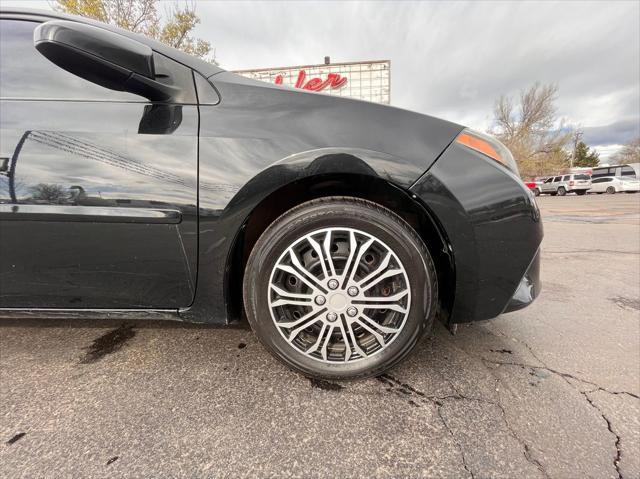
[234,59,391,73]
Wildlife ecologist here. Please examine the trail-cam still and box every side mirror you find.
[34,20,179,101]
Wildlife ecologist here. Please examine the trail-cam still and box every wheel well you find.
[226,173,455,323]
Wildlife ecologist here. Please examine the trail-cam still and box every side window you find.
[553,176,561,182]
[562,175,570,181]
[621,166,636,177]
[0,19,195,103]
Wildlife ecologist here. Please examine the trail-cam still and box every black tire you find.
[576,190,586,196]
[243,197,438,380]
[533,188,540,197]
[557,187,567,196]
[606,186,616,194]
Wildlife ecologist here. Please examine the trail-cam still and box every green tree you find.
[572,140,600,168]
[54,0,214,62]
[490,83,572,178]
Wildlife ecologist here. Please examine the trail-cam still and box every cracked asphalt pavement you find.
[1,194,639,478]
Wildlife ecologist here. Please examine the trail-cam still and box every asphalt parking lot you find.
[1,193,639,478]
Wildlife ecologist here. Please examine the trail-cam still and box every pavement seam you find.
[483,324,640,399]
[582,392,623,479]
[480,353,631,479]
[378,374,551,479]
[483,359,640,400]
[377,374,475,479]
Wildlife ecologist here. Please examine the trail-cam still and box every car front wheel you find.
[606,186,616,194]
[243,197,438,379]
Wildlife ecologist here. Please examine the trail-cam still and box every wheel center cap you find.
[328,293,348,311]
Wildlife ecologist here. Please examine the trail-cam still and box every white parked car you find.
[588,177,640,194]
[539,173,591,196]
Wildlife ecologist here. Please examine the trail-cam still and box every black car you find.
[0,9,542,379]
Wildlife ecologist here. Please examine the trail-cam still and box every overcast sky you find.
[3,0,639,160]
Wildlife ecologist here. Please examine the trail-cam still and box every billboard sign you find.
[234,59,391,104]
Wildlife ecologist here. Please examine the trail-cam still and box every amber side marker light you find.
[456,132,503,164]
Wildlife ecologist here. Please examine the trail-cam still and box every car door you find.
[541,177,555,193]
[590,178,607,193]
[0,18,198,309]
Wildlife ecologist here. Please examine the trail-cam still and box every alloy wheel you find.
[267,227,411,364]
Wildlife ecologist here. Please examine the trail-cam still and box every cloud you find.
[582,119,640,147]
[193,0,640,148]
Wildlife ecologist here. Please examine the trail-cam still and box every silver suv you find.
[540,173,591,196]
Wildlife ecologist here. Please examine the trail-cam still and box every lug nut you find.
[315,295,326,306]
[327,279,339,290]
[346,307,358,317]
[347,286,359,297]
[326,312,338,322]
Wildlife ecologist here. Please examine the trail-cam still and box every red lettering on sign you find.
[303,78,323,90]
[274,70,348,91]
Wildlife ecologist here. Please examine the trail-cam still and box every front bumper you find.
[503,248,541,313]
[410,141,543,323]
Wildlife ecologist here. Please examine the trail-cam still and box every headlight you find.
[455,128,519,175]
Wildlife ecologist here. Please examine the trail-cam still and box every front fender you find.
[227,147,422,210]
[182,147,423,323]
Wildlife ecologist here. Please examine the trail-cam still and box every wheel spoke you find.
[277,308,324,329]
[307,236,329,281]
[339,231,358,286]
[357,252,391,288]
[322,230,337,277]
[288,250,327,292]
[345,238,374,286]
[306,323,328,355]
[287,315,323,342]
[359,303,407,314]
[353,290,409,304]
[353,318,386,347]
[270,284,315,307]
[271,298,314,308]
[275,264,321,293]
[341,316,367,360]
[359,268,403,292]
[320,325,335,361]
[360,313,400,334]
[336,318,352,362]
[270,284,314,300]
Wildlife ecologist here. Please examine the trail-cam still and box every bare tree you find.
[29,183,69,203]
[611,137,640,165]
[54,0,214,62]
[490,83,572,178]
